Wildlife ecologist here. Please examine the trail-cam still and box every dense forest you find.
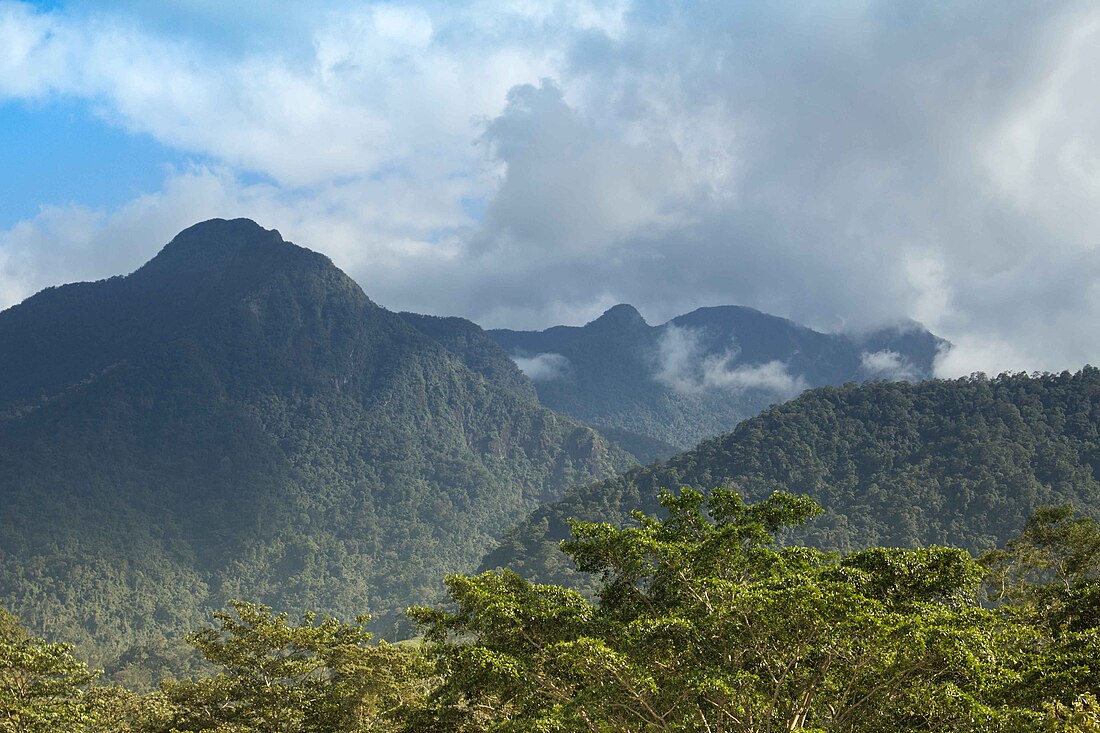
[0,219,638,686]
[3,492,1098,731]
[3,220,1098,725]
[483,369,1100,590]
[489,302,945,447]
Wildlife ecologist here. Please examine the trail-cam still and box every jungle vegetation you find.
[484,369,1100,592]
[0,219,636,685]
[2,492,1098,732]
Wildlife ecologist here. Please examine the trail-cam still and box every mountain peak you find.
[178,217,278,240]
[670,304,800,332]
[157,217,283,259]
[134,218,321,290]
[587,304,648,330]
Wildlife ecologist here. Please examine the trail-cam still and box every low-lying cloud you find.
[860,350,921,382]
[511,352,571,382]
[653,325,805,396]
[700,356,807,395]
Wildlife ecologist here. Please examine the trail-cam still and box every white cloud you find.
[0,1,563,186]
[860,350,920,382]
[511,352,571,382]
[0,165,474,310]
[652,324,704,393]
[701,356,806,395]
[933,336,1036,379]
[653,325,804,396]
[477,80,692,253]
[2,1,1100,378]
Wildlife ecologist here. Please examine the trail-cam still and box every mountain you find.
[489,303,946,448]
[399,311,682,464]
[0,218,635,684]
[482,369,1100,588]
[397,312,538,403]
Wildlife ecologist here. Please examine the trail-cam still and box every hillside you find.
[482,369,1100,587]
[0,218,635,685]
[489,303,946,447]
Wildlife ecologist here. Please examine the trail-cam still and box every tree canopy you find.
[411,490,1100,732]
[485,369,1100,591]
[7,491,1100,731]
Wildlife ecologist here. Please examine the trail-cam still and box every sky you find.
[1,0,1098,377]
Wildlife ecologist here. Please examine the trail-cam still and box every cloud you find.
[860,350,920,382]
[416,1,1100,377]
[652,324,705,393]
[2,1,1100,378]
[700,357,807,395]
[511,352,571,382]
[477,79,691,254]
[0,1,562,186]
[0,165,474,310]
[653,325,805,396]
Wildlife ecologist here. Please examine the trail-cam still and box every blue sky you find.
[1,0,1099,376]
[0,99,194,223]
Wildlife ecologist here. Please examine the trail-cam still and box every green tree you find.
[983,505,1100,623]
[144,601,426,733]
[982,507,1100,721]
[0,607,101,733]
[411,489,1027,732]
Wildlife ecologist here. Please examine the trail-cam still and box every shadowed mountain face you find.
[483,369,1100,590]
[0,218,634,684]
[490,303,947,448]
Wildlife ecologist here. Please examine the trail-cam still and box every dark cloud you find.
[401,1,1100,375]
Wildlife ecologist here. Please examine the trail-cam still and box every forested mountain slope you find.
[0,218,634,684]
[397,312,537,403]
[489,303,946,447]
[483,369,1100,587]
[399,311,681,464]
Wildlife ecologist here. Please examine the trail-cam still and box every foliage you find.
[1039,694,1100,732]
[412,490,1085,732]
[0,218,635,686]
[0,607,102,733]
[981,509,1100,717]
[983,505,1100,611]
[142,602,426,733]
[485,369,1100,589]
[6,498,1100,731]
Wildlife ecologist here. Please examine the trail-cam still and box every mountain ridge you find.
[0,218,636,685]
[482,368,1100,589]
[489,302,948,447]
